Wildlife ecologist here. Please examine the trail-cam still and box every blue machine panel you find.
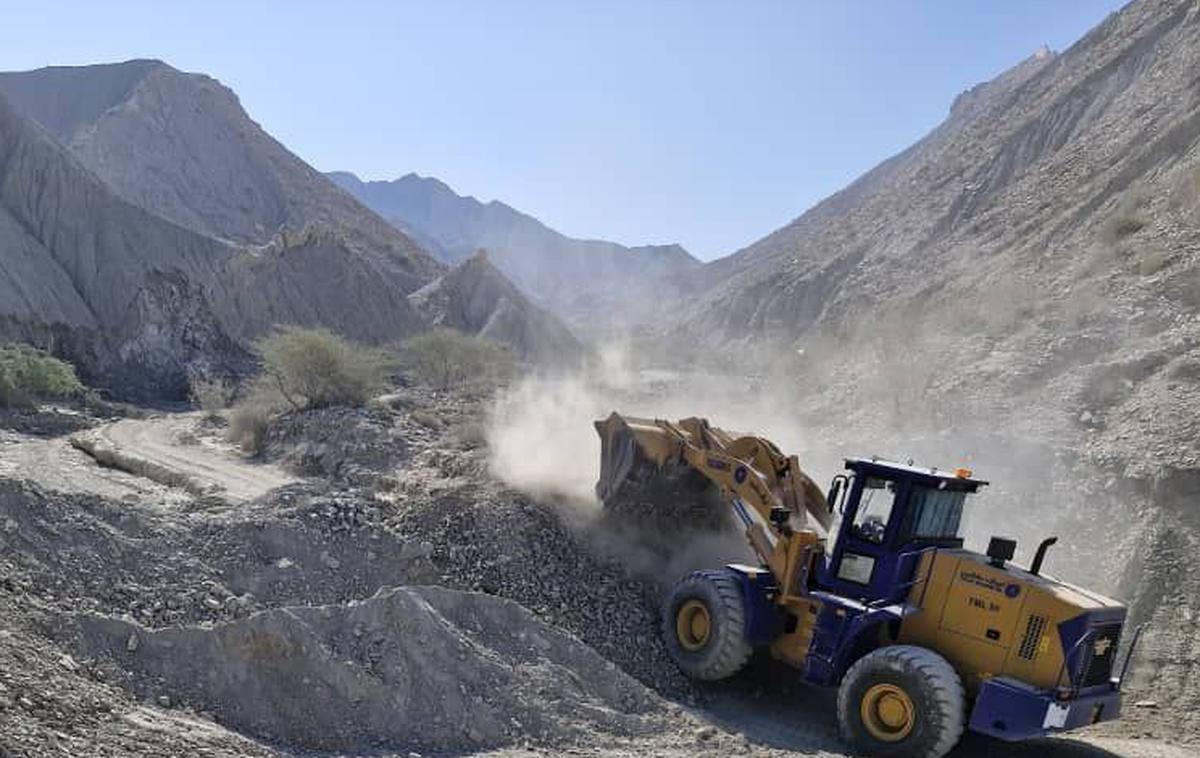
[725,564,785,645]
[969,677,1122,741]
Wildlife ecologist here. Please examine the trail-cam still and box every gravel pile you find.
[261,406,411,483]
[71,586,667,754]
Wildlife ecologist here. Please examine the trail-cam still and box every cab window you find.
[851,477,897,543]
[900,483,967,543]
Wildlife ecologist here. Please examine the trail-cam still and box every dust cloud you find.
[486,373,607,506]
[484,336,1115,591]
[485,341,829,506]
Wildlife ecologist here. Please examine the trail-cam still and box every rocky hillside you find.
[677,0,1200,464]
[0,91,436,399]
[0,90,247,399]
[408,251,583,365]
[329,171,700,325]
[0,63,583,397]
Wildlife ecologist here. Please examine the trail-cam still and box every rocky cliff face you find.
[0,90,250,399]
[0,90,442,399]
[408,252,584,366]
[329,171,700,327]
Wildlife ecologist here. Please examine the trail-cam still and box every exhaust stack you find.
[1030,536,1058,576]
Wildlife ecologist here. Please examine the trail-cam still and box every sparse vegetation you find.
[0,343,85,408]
[226,378,291,455]
[258,327,393,410]
[228,398,273,455]
[224,327,392,454]
[190,377,235,421]
[402,328,515,390]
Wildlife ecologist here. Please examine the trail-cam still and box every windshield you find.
[900,484,968,542]
[850,477,898,543]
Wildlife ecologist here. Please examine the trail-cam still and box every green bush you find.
[0,344,84,408]
[402,328,515,390]
[257,326,392,410]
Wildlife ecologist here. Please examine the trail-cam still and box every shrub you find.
[228,399,272,455]
[0,344,84,408]
[225,375,293,455]
[257,326,392,410]
[190,377,235,421]
[402,328,515,390]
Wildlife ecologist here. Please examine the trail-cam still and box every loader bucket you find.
[594,413,730,534]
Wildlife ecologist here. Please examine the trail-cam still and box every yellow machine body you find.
[899,549,1125,694]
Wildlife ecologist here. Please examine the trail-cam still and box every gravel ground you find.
[0,396,1193,757]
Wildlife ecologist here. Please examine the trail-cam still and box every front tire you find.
[661,570,752,681]
[837,645,965,758]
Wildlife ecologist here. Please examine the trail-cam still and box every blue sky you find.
[2,1,1126,259]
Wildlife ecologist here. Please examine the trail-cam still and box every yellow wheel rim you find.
[675,599,712,651]
[860,683,916,742]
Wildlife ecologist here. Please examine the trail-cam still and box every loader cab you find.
[821,457,987,603]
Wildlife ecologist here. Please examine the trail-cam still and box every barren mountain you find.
[0,89,248,398]
[0,60,436,291]
[329,171,700,325]
[677,0,1200,470]
[0,91,439,398]
[0,63,584,395]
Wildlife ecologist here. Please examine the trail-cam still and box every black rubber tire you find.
[661,569,753,681]
[837,645,966,758]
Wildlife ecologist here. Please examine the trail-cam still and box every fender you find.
[804,592,920,685]
[725,564,787,645]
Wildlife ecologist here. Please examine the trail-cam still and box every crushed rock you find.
[69,586,667,753]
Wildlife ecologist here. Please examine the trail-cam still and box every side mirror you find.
[828,475,849,514]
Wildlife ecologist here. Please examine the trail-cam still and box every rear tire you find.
[661,570,753,681]
[837,645,965,758]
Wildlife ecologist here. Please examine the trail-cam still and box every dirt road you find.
[70,413,293,503]
[0,427,190,505]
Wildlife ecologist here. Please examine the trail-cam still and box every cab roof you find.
[844,456,989,489]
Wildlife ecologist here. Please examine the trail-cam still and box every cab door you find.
[825,475,910,601]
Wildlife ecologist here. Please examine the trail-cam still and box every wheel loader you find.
[595,413,1143,758]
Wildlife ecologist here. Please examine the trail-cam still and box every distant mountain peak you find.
[330,169,700,326]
